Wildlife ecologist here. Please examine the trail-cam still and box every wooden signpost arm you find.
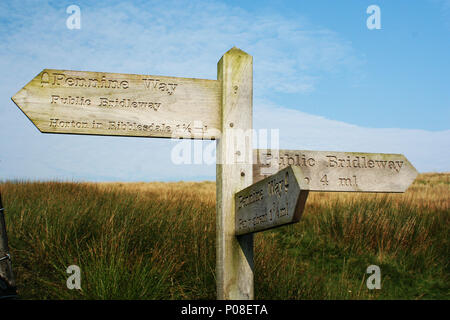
[10,46,420,300]
[216,47,254,300]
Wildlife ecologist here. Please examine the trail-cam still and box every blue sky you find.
[0,0,449,181]
[236,0,450,130]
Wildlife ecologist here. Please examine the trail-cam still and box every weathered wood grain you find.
[253,149,418,192]
[12,69,221,139]
[216,47,254,300]
[235,166,309,236]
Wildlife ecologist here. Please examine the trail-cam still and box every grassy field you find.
[0,173,448,299]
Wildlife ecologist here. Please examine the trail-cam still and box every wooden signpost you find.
[216,48,254,299]
[235,166,309,235]
[232,149,419,238]
[253,149,418,192]
[12,47,255,300]
[12,69,221,139]
[11,47,419,300]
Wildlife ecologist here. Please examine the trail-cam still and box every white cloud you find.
[254,100,450,173]
[2,99,447,182]
[0,1,447,182]
[0,0,363,93]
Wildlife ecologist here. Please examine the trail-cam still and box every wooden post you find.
[0,193,17,298]
[216,47,254,299]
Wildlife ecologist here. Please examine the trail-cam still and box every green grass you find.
[255,196,449,299]
[0,174,448,299]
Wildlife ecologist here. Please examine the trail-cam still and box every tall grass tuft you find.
[0,173,448,299]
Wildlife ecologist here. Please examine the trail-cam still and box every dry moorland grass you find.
[0,172,448,299]
[94,172,449,209]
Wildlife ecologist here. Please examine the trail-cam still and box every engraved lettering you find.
[339,177,352,186]
[92,120,102,128]
[376,160,387,169]
[41,72,50,87]
[388,161,395,170]
[49,118,88,129]
[395,161,403,172]
[51,95,91,106]
[143,78,178,95]
[66,77,75,86]
[89,78,99,87]
[267,172,289,198]
[170,83,178,92]
[74,77,87,87]
[327,155,338,167]
[52,73,65,85]
[49,73,129,89]
[271,154,316,168]
[97,98,161,111]
[325,154,402,172]
[143,78,159,89]
[338,175,358,187]
[120,81,129,89]
[108,79,119,88]
[238,189,264,209]
[107,121,172,134]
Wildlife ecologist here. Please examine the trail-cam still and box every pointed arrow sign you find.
[235,165,309,235]
[253,149,418,193]
[12,69,221,139]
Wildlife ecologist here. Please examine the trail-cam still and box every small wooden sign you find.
[12,69,221,139]
[235,166,309,235]
[253,149,418,193]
